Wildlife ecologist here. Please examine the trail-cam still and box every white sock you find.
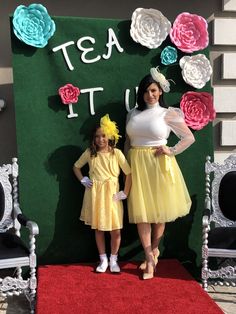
[110,254,118,263]
[96,254,108,273]
[109,254,120,272]
[100,254,108,261]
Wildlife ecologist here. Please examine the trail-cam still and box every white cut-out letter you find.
[77,37,101,64]
[67,104,78,119]
[125,87,138,112]
[103,28,124,60]
[52,41,75,71]
[80,87,104,115]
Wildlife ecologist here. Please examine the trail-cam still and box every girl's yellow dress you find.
[74,148,131,231]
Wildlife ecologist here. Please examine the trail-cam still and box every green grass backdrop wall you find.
[11,15,213,276]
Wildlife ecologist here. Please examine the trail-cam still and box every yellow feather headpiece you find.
[100,114,121,145]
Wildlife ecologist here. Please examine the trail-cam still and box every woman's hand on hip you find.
[154,146,172,156]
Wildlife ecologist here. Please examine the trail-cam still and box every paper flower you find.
[160,46,178,65]
[130,8,171,49]
[170,12,209,53]
[12,4,56,48]
[180,91,215,130]
[179,54,212,89]
[58,84,80,118]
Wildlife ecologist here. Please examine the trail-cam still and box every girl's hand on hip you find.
[81,176,93,188]
[113,191,127,201]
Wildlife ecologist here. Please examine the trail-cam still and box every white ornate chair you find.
[0,158,39,313]
[202,154,236,290]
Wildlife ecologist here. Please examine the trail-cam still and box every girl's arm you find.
[124,173,132,196]
[73,166,84,181]
[113,173,131,201]
[73,165,93,188]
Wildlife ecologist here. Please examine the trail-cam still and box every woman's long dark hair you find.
[89,125,116,157]
[136,74,167,111]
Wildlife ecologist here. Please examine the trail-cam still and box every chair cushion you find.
[0,232,29,259]
[208,227,236,249]
[219,171,236,221]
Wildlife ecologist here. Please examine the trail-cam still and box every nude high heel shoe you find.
[139,260,147,270]
[142,260,156,280]
[153,248,160,265]
[139,249,160,270]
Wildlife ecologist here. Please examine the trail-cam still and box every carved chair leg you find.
[29,294,36,314]
[202,240,209,291]
[202,255,209,291]
[29,265,37,314]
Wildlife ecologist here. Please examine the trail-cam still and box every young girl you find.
[73,114,132,273]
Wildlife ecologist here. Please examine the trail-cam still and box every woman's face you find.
[143,83,162,106]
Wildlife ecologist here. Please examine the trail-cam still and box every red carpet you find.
[36,260,223,314]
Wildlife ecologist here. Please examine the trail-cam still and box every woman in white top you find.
[125,68,195,280]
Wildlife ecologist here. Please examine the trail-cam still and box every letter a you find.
[102,28,124,60]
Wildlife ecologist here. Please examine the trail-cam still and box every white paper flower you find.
[130,8,171,49]
[179,54,212,89]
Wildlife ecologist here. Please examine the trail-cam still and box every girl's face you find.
[94,127,109,151]
[143,83,162,106]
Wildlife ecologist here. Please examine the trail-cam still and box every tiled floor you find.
[0,284,235,313]
[208,285,236,314]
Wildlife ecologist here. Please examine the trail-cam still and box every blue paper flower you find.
[160,46,178,65]
[12,4,56,48]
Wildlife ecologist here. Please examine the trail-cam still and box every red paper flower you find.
[170,12,209,53]
[58,83,80,105]
[180,91,215,130]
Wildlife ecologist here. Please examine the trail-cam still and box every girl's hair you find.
[136,74,167,111]
[89,125,116,157]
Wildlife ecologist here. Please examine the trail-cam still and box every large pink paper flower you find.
[180,91,215,130]
[58,83,80,105]
[170,12,209,53]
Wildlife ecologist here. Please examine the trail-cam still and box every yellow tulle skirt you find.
[128,147,191,224]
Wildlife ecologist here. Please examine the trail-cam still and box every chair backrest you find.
[218,171,236,222]
[0,181,4,222]
[205,154,236,227]
[0,159,19,232]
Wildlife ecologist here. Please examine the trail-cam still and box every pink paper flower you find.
[170,12,209,53]
[180,91,215,130]
[58,83,80,105]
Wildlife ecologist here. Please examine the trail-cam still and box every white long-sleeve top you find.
[126,103,195,155]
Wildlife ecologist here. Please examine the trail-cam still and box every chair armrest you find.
[17,213,39,236]
[203,204,211,227]
[203,196,211,227]
[14,206,39,235]
[203,207,211,218]
[202,215,210,227]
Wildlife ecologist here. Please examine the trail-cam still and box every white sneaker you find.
[96,259,108,273]
[109,260,121,273]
